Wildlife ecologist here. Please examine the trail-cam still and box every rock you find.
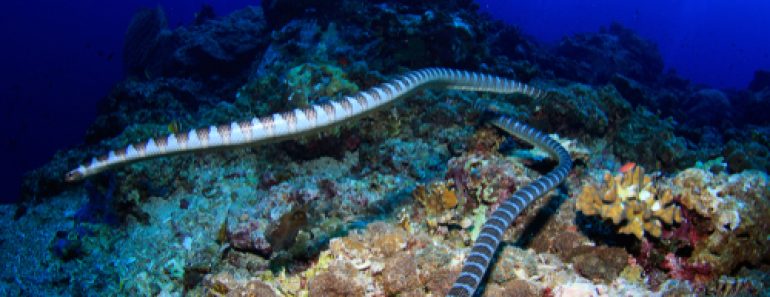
[551,23,664,84]
[682,89,732,127]
[748,69,770,92]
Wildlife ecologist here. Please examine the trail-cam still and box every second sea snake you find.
[64,68,572,296]
[447,116,572,296]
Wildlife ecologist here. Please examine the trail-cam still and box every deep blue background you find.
[477,0,770,89]
[0,0,254,203]
[1,0,768,203]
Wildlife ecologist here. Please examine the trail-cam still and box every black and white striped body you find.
[447,118,572,297]
[65,68,546,181]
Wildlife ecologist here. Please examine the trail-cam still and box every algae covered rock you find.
[680,89,733,127]
[284,63,360,107]
[413,181,458,215]
[672,168,770,275]
[611,107,694,171]
[550,23,664,85]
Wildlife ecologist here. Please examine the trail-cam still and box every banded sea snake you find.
[65,68,572,297]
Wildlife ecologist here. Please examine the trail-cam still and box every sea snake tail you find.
[447,118,572,297]
[64,68,547,181]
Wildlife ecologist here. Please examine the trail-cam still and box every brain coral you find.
[577,165,683,239]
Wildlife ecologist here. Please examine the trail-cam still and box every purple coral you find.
[662,252,713,284]
[661,206,704,248]
[228,219,272,256]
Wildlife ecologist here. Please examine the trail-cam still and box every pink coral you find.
[635,238,656,273]
[227,219,272,256]
[661,206,703,248]
[662,252,713,283]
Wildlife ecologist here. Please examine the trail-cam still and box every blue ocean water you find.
[477,0,770,88]
[0,0,253,203]
[0,0,768,204]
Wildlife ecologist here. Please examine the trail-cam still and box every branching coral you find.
[577,165,682,238]
[581,166,769,282]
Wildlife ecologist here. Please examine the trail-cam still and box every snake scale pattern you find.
[65,68,572,297]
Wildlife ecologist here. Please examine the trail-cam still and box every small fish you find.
[619,162,636,173]
[167,120,180,134]
[337,56,350,67]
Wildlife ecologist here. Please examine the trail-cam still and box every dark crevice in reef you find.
[513,190,569,249]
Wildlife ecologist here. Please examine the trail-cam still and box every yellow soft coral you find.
[577,165,682,238]
[413,181,458,214]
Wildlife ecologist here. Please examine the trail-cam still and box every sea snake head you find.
[62,68,545,184]
[65,167,86,182]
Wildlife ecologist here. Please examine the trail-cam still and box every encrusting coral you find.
[284,63,360,107]
[413,181,459,215]
[577,164,683,238]
[671,168,770,276]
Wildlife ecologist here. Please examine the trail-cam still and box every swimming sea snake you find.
[64,68,572,296]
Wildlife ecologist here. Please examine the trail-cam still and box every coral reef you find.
[236,61,361,113]
[284,63,360,107]
[413,180,458,214]
[548,23,664,85]
[672,168,770,276]
[678,89,733,127]
[723,134,770,173]
[446,150,531,207]
[611,107,694,171]
[10,0,770,296]
[529,82,694,171]
[230,221,664,296]
[530,83,630,138]
[577,165,683,239]
[748,70,770,92]
[203,272,277,297]
[308,270,365,296]
[738,70,770,126]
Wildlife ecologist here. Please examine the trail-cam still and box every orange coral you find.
[468,127,504,154]
[413,181,458,214]
[577,165,682,238]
